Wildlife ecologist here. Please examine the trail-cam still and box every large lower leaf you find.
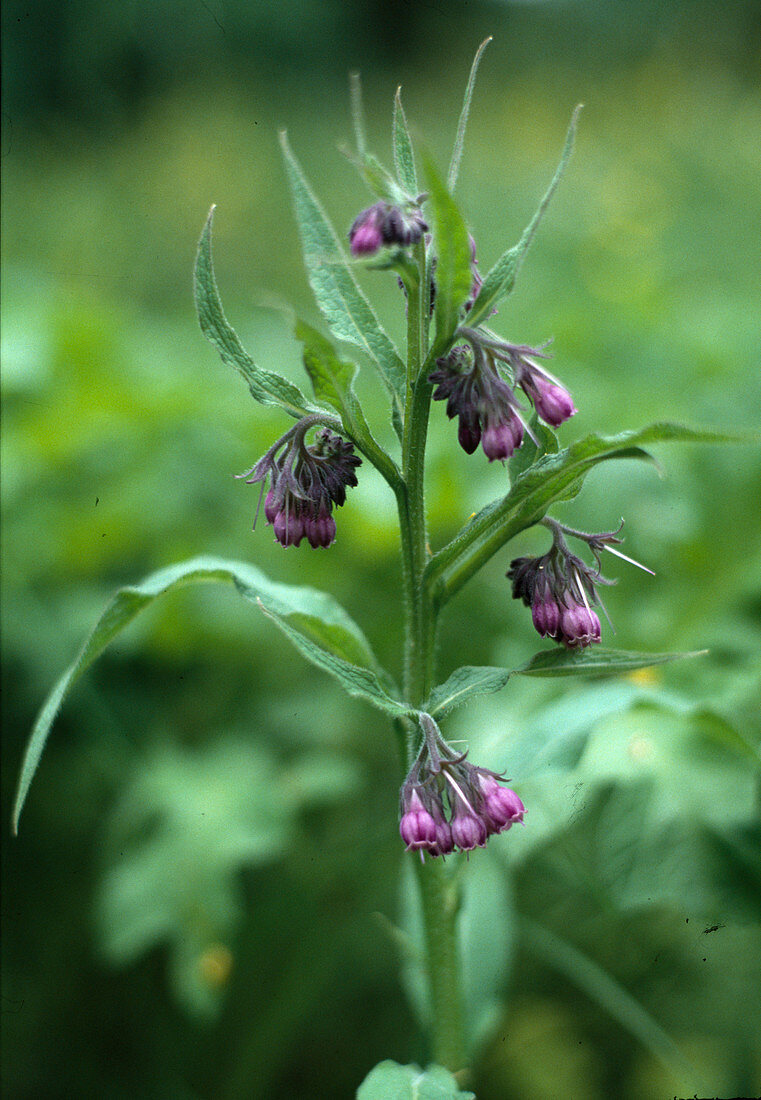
[13,556,410,832]
[427,423,734,603]
[194,207,313,418]
[279,133,406,425]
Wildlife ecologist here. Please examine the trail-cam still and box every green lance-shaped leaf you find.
[194,207,313,418]
[466,104,582,329]
[295,319,401,489]
[393,87,418,197]
[425,156,473,358]
[12,557,413,833]
[447,36,492,194]
[279,132,406,425]
[357,1060,475,1100]
[427,423,735,604]
[514,647,709,678]
[426,665,513,719]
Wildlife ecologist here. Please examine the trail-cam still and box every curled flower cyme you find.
[239,419,361,548]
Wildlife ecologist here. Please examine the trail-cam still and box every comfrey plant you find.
[13,40,721,1097]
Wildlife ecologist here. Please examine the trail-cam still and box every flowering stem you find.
[398,237,468,1074]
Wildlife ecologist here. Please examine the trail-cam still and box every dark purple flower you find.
[499,343,576,428]
[239,420,360,549]
[507,520,621,648]
[429,344,526,462]
[349,202,427,257]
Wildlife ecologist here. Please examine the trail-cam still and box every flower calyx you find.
[399,714,525,860]
[238,417,361,548]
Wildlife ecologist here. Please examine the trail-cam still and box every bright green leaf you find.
[357,1060,475,1100]
[393,88,418,196]
[426,665,512,719]
[447,37,492,193]
[429,422,735,603]
[279,133,406,426]
[13,556,410,832]
[295,320,402,489]
[515,647,709,678]
[194,207,313,418]
[425,156,473,356]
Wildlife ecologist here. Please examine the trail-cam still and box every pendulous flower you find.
[399,715,526,859]
[239,419,361,548]
[429,344,525,461]
[506,518,630,648]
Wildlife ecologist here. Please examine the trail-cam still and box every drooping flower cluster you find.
[349,201,428,256]
[239,418,361,548]
[399,714,525,858]
[506,518,631,648]
[429,328,576,462]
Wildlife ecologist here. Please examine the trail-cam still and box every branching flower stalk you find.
[13,38,721,1096]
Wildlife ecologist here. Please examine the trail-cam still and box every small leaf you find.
[426,665,512,719]
[447,36,492,193]
[194,207,312,418]
[349,71,367,158]
[12,557,411,832]
[393,87,418,196]
[279,133,406,427]
[508,417,559,480]
[357,1060,475,1100]
[514,647,709,678]
[295,320,402,489]
[425,156,473,356]
[466,105,582,328]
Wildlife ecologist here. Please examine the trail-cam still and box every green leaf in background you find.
[425,156,473,357]
[465,104,582,329]
[356,1060,475,1100]
[393,87,418,197]
[295,319,401,489]
[430,422,735,602]
[194,207,313,418]
[279,132,406,425]
[447,36,492,193]
[521,919,697,1089]
[426,665,512,719]
[459,852,515,1053]
[12,556,410,832]
[515,647,708,678]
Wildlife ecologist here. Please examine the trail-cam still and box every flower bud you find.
[399,790,438,851]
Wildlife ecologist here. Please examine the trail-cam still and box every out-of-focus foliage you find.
[2,1,760,1098]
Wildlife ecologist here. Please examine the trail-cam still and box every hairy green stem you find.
[397,238,468,1074]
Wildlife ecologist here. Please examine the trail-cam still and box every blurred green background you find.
[2,1,760,1097]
